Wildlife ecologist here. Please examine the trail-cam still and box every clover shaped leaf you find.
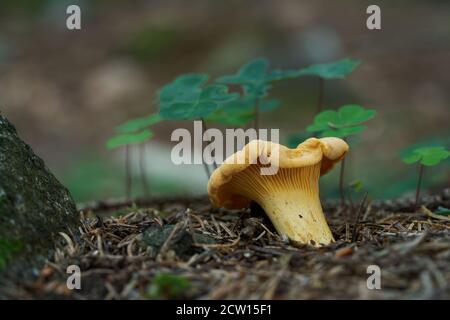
[106,129,153,150]
[401,146,450,166]
[205,96,279,126]
[217,58,294,99]
[297,59,361,79]
[217,58,269,84]
[115,114,162,134]
[306,104,376,138]
[158,74,238,120]
[159,73,208,105]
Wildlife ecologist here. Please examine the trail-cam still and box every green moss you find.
[0,238,24,270]
[0,115,78,280]
[146,273,190,299]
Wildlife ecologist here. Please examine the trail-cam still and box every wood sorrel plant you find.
[296,59,360,113]
[158,73,239,178]
[106,113,161,199]
[216,58,295,130]
[306,104,377,205]
[205,96,280,127]
[401,145,449,209]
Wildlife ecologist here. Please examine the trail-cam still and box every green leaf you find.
[175,73,209,87]
[206,108,253,126]
[306,105,375,138]
[338,104,377,125]
[217,58,269,84]
[435,206,450,216]
[158,73,208,105]
[158,74,238,120]
[349,180,364,192]
[200,84,239,102]
[106,129,153,149]
[216,58,296,100]
[298,59,361,79]
[401,146,450,166]
[320,125,366,138]
[160,101,219,120]
[240,58,269,80]
[217,58,299,85]
[316,110,340,126]
[266,69,300,81]
[401,153,421,164]
[418,147,450,166]
[205,97,279,126]
[243,82,270,98]
[115,114,162,134]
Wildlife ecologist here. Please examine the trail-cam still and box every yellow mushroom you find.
[207,137,349,246]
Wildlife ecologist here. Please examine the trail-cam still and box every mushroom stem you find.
[231,163,334,245]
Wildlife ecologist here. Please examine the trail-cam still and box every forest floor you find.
[5,190,450,299]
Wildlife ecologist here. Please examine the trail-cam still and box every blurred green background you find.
[0,0,449,203]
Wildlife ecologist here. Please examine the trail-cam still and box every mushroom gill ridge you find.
[228,163,332,245]
[229,163,321,203]
[208,138,348,246]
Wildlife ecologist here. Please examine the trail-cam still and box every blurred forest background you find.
[0,0,449,202]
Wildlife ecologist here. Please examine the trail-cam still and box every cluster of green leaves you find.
[205,97,279,126]
[285,59,361,145]
[399,145,449,208]
[216,58,290,96]
[306,104,377,138]
[107,57,363,148]
[158,58,361,126]
[158,74,238,120]
[212,58,294,125]
[146,273,190,299]
[401,146,450,167]
[106,114,161,149]
[157,59,288,125]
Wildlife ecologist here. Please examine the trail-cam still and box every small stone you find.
[138,224,216,258]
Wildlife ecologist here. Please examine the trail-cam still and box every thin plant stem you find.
[200,118,211,179]
[317,77,324,113]
[339,156,346,207]
[125,144,132,200]
[351,192,368,243]
[415,163,424,210]
[254,99,260,131]
[202,118,217,170]
[139,143,149,196]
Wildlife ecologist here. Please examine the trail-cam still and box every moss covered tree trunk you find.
[0,115,78,292]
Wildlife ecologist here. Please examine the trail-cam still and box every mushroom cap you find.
[208,137,349,209]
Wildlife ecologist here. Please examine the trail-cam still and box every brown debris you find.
[5,191,450,300]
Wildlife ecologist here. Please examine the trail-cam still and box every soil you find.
[3,189,450,300]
